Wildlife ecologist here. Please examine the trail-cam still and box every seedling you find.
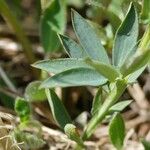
[33,3,150,149]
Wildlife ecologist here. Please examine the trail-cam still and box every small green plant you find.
[12,97,45,150]
[32,2,149,149]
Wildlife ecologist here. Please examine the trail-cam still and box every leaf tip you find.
[71,8,80,22]
[31,63,37,68]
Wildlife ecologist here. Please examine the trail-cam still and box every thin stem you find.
[0,0,39,78]
[82,79,127,140]
[0,65,17,92]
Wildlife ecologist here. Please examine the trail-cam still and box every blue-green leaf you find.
[40,0,66,52]
[40,68,107,88]
[112,3,138,67]
[72,10,110,64]
[59,34,87,58]
[109,112,125,150]
[85,58,120,81]
[32,58,91,73]
[45,89,72,128]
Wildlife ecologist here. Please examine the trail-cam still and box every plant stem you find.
[82,79,127,140]
[0,0,39,79]
[139,25,150,50]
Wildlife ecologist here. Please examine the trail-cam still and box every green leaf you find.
[40,68,107,88]
[141,0,150,24]
[109,112,125,150]
[141,139,150,150]
[45,89,72,128]
[25,81,47,102]
[128,25,150,82]
[85,58,120,81]
[109,100,132,113]
[40,0,66,52]
[128,66,145,83]
[91,87,102,116]
[59,34,87,58]
[32,58,91,73]
[15,97,30,122]
[121,49,150,77]
[72,10,110,64]
[112,3,138,67]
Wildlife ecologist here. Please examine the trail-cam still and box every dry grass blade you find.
[0,118,16,150]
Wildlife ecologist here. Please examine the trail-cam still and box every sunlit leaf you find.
[15,97,30,122]
[25,81,47,102]
[109,100,132,113]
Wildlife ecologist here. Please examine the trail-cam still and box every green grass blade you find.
[45,89,72,129]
